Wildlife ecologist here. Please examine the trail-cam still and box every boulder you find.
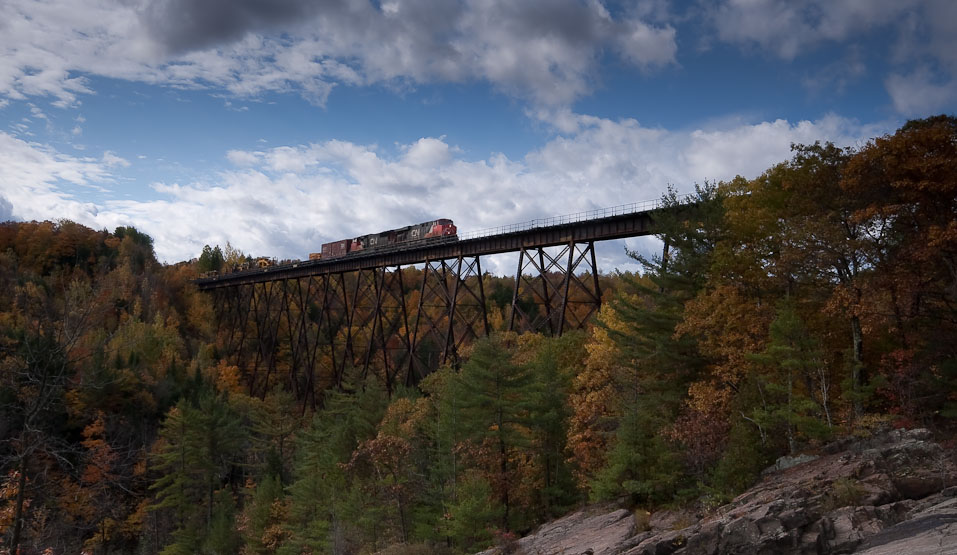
[477,428,957,555]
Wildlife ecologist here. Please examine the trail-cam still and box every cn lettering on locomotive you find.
[320,218,457,259]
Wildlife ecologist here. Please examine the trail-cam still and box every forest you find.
[1,115,955,554]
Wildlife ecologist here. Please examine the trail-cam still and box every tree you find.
[150,391,245,552]
[282,378,386,553]
[445,471,500,552]
[526,333,582,516]
[842,115,957,420]
[735,143,874,415]
[240,474,289,554]
[748,301,832,454]
[591,186,722,505]
[453,334,535,530]
[197,245,225,274]
[0,276,102,553]
[567,306,624,492]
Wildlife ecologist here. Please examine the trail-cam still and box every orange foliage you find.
[566,306,624,489]
[80,413,118,487]
[0,470,28,534]
[676,284,772,387]
[211,359,245,395]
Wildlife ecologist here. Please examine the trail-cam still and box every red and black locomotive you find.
[320,218,457,259]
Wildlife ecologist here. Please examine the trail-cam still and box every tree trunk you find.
[10,455,27,554]
[500,436,509,530]
[786,370,796,455]
[851,315,865,416]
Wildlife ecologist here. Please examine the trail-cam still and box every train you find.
[196,219,456,281]
[320,218,457,259]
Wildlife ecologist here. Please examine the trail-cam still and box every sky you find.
[1,0,955,274]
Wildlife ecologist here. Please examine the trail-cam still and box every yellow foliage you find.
[378,396,431,440]
[676,284,771,386]
[210,359,244,395]
[567,305,622,490]
[684,380,732,415]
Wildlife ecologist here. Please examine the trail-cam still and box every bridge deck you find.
[195,207,658,290]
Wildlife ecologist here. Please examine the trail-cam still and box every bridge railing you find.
[458,194,691,241]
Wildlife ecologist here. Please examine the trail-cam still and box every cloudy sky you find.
[1,0,955,273]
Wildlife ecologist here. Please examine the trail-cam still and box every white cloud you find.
[403,138,455,168]
[0,131,114,223]
[0,0,677,108]
[0,194,12,221]
[0,115,891,273]
[885,70,957,116]
[226,149,261,167]
[102,151,130,167]
[710,0,915,60]
[707,0,957,116]
[614,18,678,68]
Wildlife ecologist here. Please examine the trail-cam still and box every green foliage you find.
[748,301,833,453]
[250,389,301,484]
[823,478,867,511]
[282,375,388,553]
[453,335,534,527]
[445,472,500,552]
[708,420,771,497]
[204,490,242,554]
[590,398,683,506]
[197,244,225,273]
[151,390,246,549]
[282,418,336,554]
[527,333,584,515]
[114,226,154,248]
[588,186,723,506]
[242,474,286,553]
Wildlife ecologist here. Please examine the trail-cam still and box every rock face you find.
[488,428,957,555]
[504,506,637,555]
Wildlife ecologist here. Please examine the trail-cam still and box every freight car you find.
[321,218,456,259]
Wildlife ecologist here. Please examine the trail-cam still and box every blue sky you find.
[1,0,955,273]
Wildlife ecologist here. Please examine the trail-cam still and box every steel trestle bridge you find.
[197,197,679,408]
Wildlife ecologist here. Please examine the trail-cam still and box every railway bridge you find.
[197,197,680,409]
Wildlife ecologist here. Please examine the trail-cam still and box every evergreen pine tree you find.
[748,301,832,454]
[454,334,535,530]
[527,333,583,516]
[151,391,245,552]
[594,184,724,505]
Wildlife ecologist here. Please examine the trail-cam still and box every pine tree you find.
[281,376,386,553]
[453,334,535,530]
[527,333,583,516]
[151,391,245,552]
[593,185,723,505]
[748,301,832,454]
[241,473,288,553]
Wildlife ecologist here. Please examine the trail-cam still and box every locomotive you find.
[321,218,457,259]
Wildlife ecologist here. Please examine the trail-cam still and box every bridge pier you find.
[508,240,602,336]
[210,250,601,408]
[210,251,602,407]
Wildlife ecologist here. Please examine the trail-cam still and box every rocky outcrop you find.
[489,428,957,555]
[497,506,638,555]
